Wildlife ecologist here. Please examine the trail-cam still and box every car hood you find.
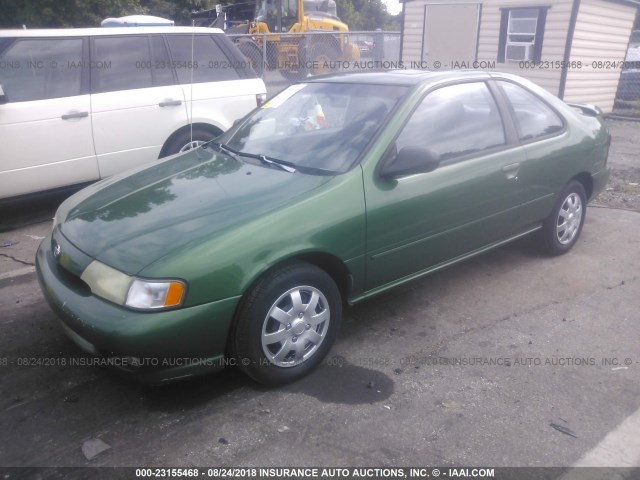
[60,148,331,275]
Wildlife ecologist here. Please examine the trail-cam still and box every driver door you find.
[363,81,527,289]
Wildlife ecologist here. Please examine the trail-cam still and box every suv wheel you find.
[162,128,218,157]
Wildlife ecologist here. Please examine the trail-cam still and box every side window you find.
[498,7,548,63]
[91,36,153,94]
[499,81,563,141]
[0,38,83,102]
[396,82,506,162]
[150,35,175,87]
[166,35,240,84]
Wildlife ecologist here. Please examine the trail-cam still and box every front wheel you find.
[230,263,342,385]
[536,180,587,255]
[307,44,338,76]
[161,127,218,157]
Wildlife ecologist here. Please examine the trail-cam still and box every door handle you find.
[502,163,520,180]
[61,111,88,120]
[159,100,182,107]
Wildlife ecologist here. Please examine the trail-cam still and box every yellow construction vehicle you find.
[194,0,360,78]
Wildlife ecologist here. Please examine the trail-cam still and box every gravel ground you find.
[594,167,640,211]
[593,119,640,212]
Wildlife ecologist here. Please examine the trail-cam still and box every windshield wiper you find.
[211,142,243,162]
[211,142,296,173]
[254,154,297,173]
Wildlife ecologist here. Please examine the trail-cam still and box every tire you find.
[230,262,342,385]
[536,180,587,255]
[307,44,338,76]
[161,127,218,158]
[237,42,264,77]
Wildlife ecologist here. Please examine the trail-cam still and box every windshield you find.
[222,82,408,174]
[256,0,298,31]
[304,0,338,17]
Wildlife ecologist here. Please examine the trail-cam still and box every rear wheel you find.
[230,263,342,385]
[536,180,587,255]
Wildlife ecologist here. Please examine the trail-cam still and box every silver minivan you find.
[0,27,266,199]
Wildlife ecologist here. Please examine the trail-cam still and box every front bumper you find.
[36,232,240,384]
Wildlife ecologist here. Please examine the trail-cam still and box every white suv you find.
[0,27,266,200]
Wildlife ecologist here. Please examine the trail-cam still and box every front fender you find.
[141,168,367,307]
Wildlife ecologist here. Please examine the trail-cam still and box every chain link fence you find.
[225,29,640,117]
[227,31,401,94]
[612,33,640,118]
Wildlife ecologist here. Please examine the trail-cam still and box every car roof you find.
[308,69,493,87]
[0,27,224,37]
[626,45,640,62]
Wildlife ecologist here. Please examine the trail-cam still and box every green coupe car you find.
[36,70,610,385]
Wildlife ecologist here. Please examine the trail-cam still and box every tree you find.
[335,0,396,30]
[0,0,146,28]
[0,0,219,28]
[139,0,216,25]
[0,0,397,30]
[334,0,359,29]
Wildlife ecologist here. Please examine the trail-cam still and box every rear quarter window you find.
[166,34,240,84]
[499,81,564,141]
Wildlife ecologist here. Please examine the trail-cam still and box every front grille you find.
[54,261,91,296]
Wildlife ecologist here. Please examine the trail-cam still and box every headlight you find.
[80,261,186,311]
[81,261,132,305]
[125,279,185,310]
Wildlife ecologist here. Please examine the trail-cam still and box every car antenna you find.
[189,19,195,149]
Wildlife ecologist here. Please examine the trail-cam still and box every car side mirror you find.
[380,146,440,179]
[0,84,7,105]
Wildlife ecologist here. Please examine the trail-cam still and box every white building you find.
[400,0,639,112]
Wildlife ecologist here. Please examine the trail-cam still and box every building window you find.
[498,7,549,63]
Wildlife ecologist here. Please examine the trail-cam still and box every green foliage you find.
[0,0,397,30]
[335,0,398,30]
[0,0,146,28]
[140,0,215,25]
[384,13,401,30]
